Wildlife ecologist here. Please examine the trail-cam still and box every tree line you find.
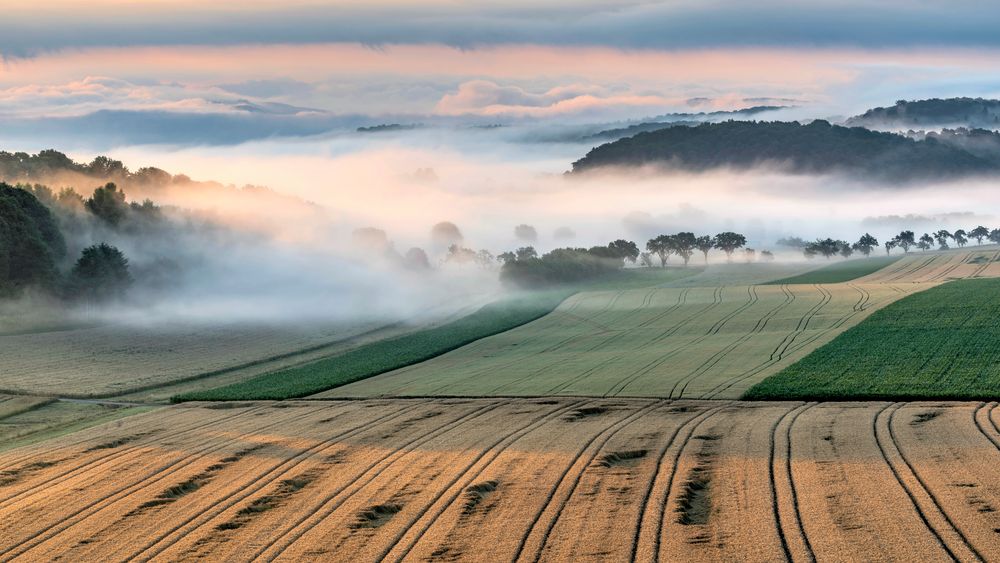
[789,226,1000,260]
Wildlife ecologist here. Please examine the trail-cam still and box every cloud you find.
[6,1,1000,56]
[216,78,316,99]
[435,80,682,118]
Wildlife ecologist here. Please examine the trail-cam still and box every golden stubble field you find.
[1,398,999,562]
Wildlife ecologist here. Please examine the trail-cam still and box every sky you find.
[4,0,1000,247]
[4,0,1000,148]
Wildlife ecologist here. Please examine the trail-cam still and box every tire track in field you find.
[0,403,359,559]
[847,283,870,311]
[669,284,800,399]
[967,250,999,278]
[526,401,674,563]
[768,284,832,361]
[123,401,506,562]
[629,403,728,563]
[381,292,612,394]
[370,400,588,563]
[0,406,166,474]
[926,252,972,282]
[603,287,762,397]
[701,283,878,399]
[670,285,810,399]
[510,401,664,563]
[972,402,1000,452]
[874,403,984,562]
[542,287,713,395]
[257,399,582,562]
[611,285,792,397]
[435,290,686,396]
[488,289,699,396]
[770,402,816,563]
[0,404,197,477]
[883,255,939,282]
[647,404,730,563]
[0,405,269,511]
[859,255,919,282]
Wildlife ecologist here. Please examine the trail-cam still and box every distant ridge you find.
[570,120,1000,181]
[847,98,1000,130]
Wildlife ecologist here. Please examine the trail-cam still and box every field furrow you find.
[1,399,999,561]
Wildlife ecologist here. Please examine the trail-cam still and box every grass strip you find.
[762,256,900,285]
[745,277,1000,400]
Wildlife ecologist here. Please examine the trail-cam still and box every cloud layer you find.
[6,1,1000,55]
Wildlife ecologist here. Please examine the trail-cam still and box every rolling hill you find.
[570,120,1000,180]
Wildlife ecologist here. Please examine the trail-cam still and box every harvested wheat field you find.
[0,399,998,562]
[856,248,1000,283]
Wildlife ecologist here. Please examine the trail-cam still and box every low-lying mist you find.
[27,124,1000,328]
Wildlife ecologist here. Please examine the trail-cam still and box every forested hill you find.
[846,98,1000,130]
[570,120,1000,181]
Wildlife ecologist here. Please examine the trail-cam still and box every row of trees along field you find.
[497,232,771,287]
[787,226,1000,260]
[643,231,764,266]
[0,182,136,300]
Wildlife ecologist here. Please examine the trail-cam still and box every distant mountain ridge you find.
[570,120,1000,181]
[847,98,1000,130]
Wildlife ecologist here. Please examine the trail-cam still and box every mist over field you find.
[7,120,993,328]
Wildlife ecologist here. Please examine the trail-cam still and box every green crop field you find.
[763,256,900,285]
[745,277,1000,400]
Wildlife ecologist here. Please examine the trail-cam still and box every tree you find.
[497,251,517,265]
[953,229,968,247]
[513,224,538,242]
[934,229,952,250]
[695,235,713,263]
[885,239,898,255]
[85,182,128,226]
[607,239,640,264]
[639,252,654,267]
[86,156,128,178]
[671,232,697,266]
[67,243,132,301]
[853,233,878,257]
[646,235,672,267]
[918,233,934,251]
[713,232,746,262]
[0,184,67,294]
[445,244,477,264]
[776,236,808,248]
[744,248,756,262]
[403,247,430,270]
[806,238,840,259]
[515,246,537,261]
[839,241,854,259]
[894,230,915,253]
[430,221,463,249]
[970,225,990,245]
[990,229,1000,245]
[760,250,775,262]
